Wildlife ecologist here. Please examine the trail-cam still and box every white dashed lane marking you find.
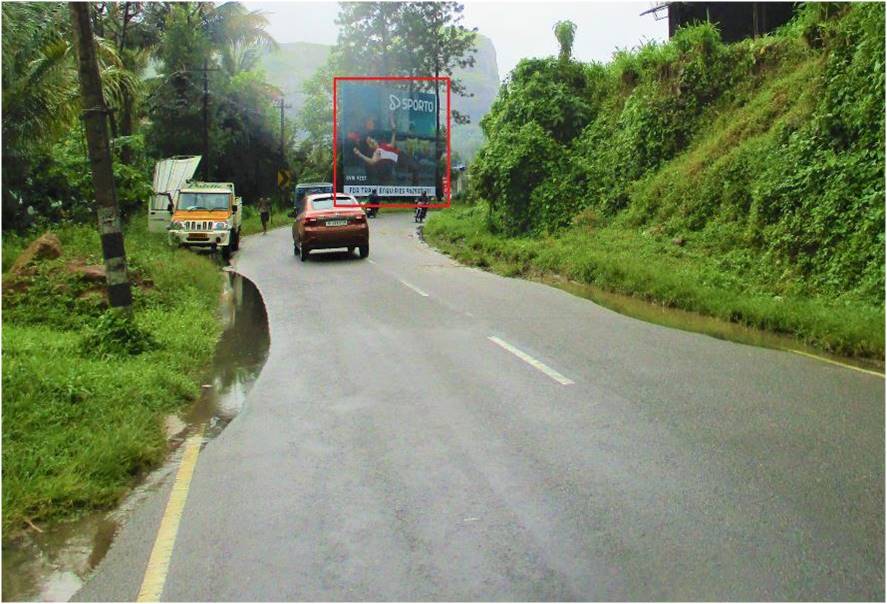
[400,280,430,297]
[488,336,575,385]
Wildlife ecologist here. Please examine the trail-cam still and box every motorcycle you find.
[364,194,379,218]
[414,203,428,223]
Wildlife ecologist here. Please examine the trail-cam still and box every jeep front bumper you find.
[169,229,230,248]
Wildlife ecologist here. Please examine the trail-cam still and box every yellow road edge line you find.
[785,349,885,378]
[488,336,575,385]
[137,428,205,602]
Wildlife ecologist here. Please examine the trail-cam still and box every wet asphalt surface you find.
[75,212,884,601]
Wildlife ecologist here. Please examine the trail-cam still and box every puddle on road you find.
[2,271,269,602]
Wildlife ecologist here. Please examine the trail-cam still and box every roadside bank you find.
[424,204,884,363]
[2,220,224,533]
[2,271,269,601]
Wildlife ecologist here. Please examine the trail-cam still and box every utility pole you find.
[202,58,209,181]
[433,5,442,201]
[276,96,291,159]
[275,96,291,207]
[69,2,132,310]
[173,61,216,181]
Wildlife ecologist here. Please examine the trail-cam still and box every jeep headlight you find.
[213,221,229,231]
[170,221,184,230]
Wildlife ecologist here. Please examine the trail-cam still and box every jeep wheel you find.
[230,229,240,251]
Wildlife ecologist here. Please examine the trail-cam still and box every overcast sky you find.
[244,1,668,79]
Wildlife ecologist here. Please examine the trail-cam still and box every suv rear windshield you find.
[311,197,357,210]
[177,192,230,211]
[298,186,332,198]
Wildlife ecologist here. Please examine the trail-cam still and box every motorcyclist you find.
[415,191,428,223]
[366,189,379,218]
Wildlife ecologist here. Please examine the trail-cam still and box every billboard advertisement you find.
[337,80,443,198]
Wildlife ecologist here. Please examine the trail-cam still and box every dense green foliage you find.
[470,4,885,308]
[145,3,289,204]
[3,223,222,531]
[2,1,288,232]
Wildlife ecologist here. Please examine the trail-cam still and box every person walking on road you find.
[258,197,272,235]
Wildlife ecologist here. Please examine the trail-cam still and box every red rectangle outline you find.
[333,76,451,209]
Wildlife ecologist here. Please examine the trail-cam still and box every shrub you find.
[80,310,159,359]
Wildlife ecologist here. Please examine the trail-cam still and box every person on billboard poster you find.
[351,111,429,188]
[352,114,408,185]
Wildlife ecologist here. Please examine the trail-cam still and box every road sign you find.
[277,169,292,190]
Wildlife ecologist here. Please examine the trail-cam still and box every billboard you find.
[336,79,444,198]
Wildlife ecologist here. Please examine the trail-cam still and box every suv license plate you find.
[325,220,347,227]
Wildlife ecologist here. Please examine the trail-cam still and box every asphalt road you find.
[76,212,884,601]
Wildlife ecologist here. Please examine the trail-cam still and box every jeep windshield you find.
[178,192,230,211]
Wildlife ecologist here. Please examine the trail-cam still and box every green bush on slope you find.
[467,4,884,307]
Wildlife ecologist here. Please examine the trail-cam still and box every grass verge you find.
[2,220,223,533]
[424,204,884,360]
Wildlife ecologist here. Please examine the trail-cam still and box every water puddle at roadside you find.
[2,271,269,602]
[540,274,884,374]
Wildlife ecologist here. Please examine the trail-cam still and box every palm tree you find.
[553,20,577,62]
[206,2,277,76]
[2,2,142,152]
[2,3,79,150]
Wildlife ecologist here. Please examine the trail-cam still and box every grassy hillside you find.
[428,4,884,359]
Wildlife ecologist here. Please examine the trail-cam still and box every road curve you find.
[76,212,884,601]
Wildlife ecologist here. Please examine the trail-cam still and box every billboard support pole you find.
[434,71,441,199]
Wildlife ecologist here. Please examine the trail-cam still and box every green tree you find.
[399,2,478,125]
[144,1,283,198]
[91,3,163,146]
[553,20,577,62]
[206,2,277,77]
[334,2,406,75]
[472,121,560,235]
[2,2,142,231]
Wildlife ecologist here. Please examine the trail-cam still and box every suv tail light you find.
[304,216,319,225]
[353,214,365,222]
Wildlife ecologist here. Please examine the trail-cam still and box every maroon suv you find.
[293,194,369,261]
